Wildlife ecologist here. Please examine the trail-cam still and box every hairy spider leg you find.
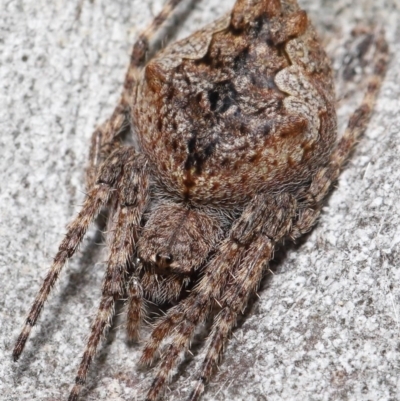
[291,28,389,241]
[127,275,146,341]
[87,0,185,189]
[15,0,186,386]
[68,149,149,401]
[12,147,139,361]
[188,194,296,401]
[143,194,296,401]
[188,239,273,401]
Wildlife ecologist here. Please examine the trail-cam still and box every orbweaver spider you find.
[13,0,388,400]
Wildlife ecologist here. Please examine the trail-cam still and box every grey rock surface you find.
[1,0,399,400]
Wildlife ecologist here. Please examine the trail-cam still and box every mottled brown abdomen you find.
[133,2,336,206]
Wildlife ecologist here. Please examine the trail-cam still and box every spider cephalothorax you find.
[13,0,387,400]
[138,204,222,275]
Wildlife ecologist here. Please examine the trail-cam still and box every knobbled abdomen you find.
[134,5,336,206]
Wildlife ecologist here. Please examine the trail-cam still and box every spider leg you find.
[86,105,127,189]
[127,275,145,341]
[188,236,273,401]
[143,193,296,401]
[124,0,185,93]
[87,0,185,188]
[12,147,138,362]
[142,242,243,401]
[292,28,388,240]
[127,265,190,342]
[68,152,149,401]
[331,29,388,170]
[140,240,242,367]
[187,194,297,401]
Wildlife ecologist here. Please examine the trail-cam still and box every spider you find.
[13,0,388,400]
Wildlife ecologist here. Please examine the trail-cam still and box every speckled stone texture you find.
[1,1,399,400]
